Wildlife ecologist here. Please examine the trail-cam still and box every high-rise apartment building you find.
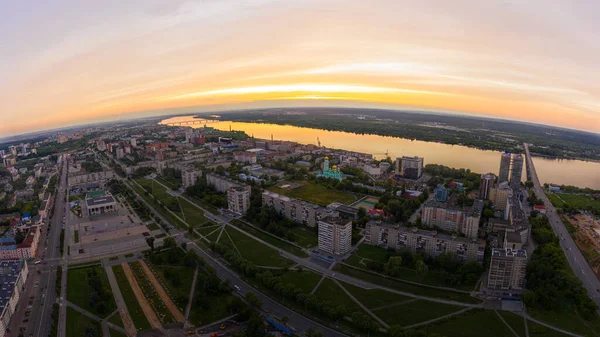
[434,185,449,202]
[395,156,424,180]
[116,147,124,159]
[490,181,513,219]
[318,217,352,256]
[487,248,527,291]
[365,221,485,263]
[499,152,511,183]
[479,174,496,199]
[509,154,524,189]
[227,185,251,215]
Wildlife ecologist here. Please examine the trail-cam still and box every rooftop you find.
[86,194,116,207]
[367,220,484,245]
[0,260,23,312]
[492,247,527,258]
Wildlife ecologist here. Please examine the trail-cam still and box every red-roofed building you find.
[533,204,546,215]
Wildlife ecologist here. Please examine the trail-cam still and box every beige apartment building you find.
[227,185,251,215]
[487,248,527,291]
[420,198,483,239]
[262,191,337,227]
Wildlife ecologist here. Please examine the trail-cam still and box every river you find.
[160,116,600,189]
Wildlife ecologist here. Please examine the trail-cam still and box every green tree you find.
[305,328,324,337]
[245,291,263,309]
[146,237,155,252]
[415,260,429,276]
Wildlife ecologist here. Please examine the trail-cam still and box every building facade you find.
[487,248,527,291]
[364,221,485,263]
[510,154,524,189]
[262,191,336,227]
[318,217,352,256]
[86,193,118,216]
[0,261,29,335]
[182,168,202,188]
[395,156,424,180]
[420,198,483,239]
[499,152,511,183]
[479,173,496,199]
[490,182,513,219]
[206,173,244,193]
[227,185,251,215]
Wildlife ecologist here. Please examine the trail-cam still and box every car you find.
[234,285,241,291]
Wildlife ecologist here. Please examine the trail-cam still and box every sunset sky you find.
[1,0,599,137]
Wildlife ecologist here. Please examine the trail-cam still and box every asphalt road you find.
[23,155,68,337]
[524,144,600,309]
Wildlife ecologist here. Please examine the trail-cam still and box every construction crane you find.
[317,137,321,147]
[373,149,389,157]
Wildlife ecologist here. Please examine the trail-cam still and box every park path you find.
[65,302,127,336]
[520,312,584,337]
[495,310,520,337]
[139,260,185,322]
[184,266,200,328]
[105,264,137,336]
[311,275,326,294]
[121,263,163,329]
[403,307,472,330]
[370,298,418,311]
[334,279,390,329]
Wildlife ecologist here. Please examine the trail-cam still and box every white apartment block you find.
[365,221,485,263]
[228,185,251,215]
[318,217,352,256]
[262,191,337,227]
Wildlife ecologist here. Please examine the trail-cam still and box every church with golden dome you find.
[320,157,344,181]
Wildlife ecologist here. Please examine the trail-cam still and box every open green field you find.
[423,309,513,337]
[187,195,220,215]
[528,308,600,337]
[206,227,225,243]
[346,244,475,291]
[548,193,600,213]
[66,307,102,337]
[67,266,116,318]
[269,182,357,206]
[277,269,322,293]
[230,220,308,257]
[132,180,188,229]
[333,264,481,304]
[528,320,571,337]
[314,278,363,313]
[108,312,124,328]
[342,282,410,309]
[112,265,152,332]
[178,197,208,226]
[147,223,160,231]
[196,224,222,238]
[188,290,237,326]
[498,311,526,337]
[373,299,463,327]
[110,329,128,337]
[288,226,318,247]
[225,226,293,267]
[146,251,195,310]
[129,261,176,324]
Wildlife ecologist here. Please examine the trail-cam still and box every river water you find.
[160,116,600,189]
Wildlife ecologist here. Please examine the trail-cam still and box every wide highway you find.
[524,143,600,309]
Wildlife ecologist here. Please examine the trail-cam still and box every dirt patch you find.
[118,308,137,337]
[139,260,185,322]
[122,263,163,329]
[564,215,600,278]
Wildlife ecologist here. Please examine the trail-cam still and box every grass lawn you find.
[547,193,600,213]
[66,306,102,337]
[149,264,194,310]
[528,320,571,337]
[108,311,124,328]
[197,225,223,241]
[230,220,308,257]
[288,226,318,248]
[373,299,463,327]
[111,265,152,332]
[277,269,322,293]
[189,292,237,326]
[147,223,160,231]
[314,278,363,313]
[66,266,116,318]
[342,282,410,309]
[225,226,293,267]
[186,195,220,215]
[178,197,208,226]
[132,180,188,229]
[528,307,600,337]
[269,182,357,206]
[423,309,513,337]
[129,261,176,324]
[110,328,128,337]
[333,264,480,304]
[498,311,526,337]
